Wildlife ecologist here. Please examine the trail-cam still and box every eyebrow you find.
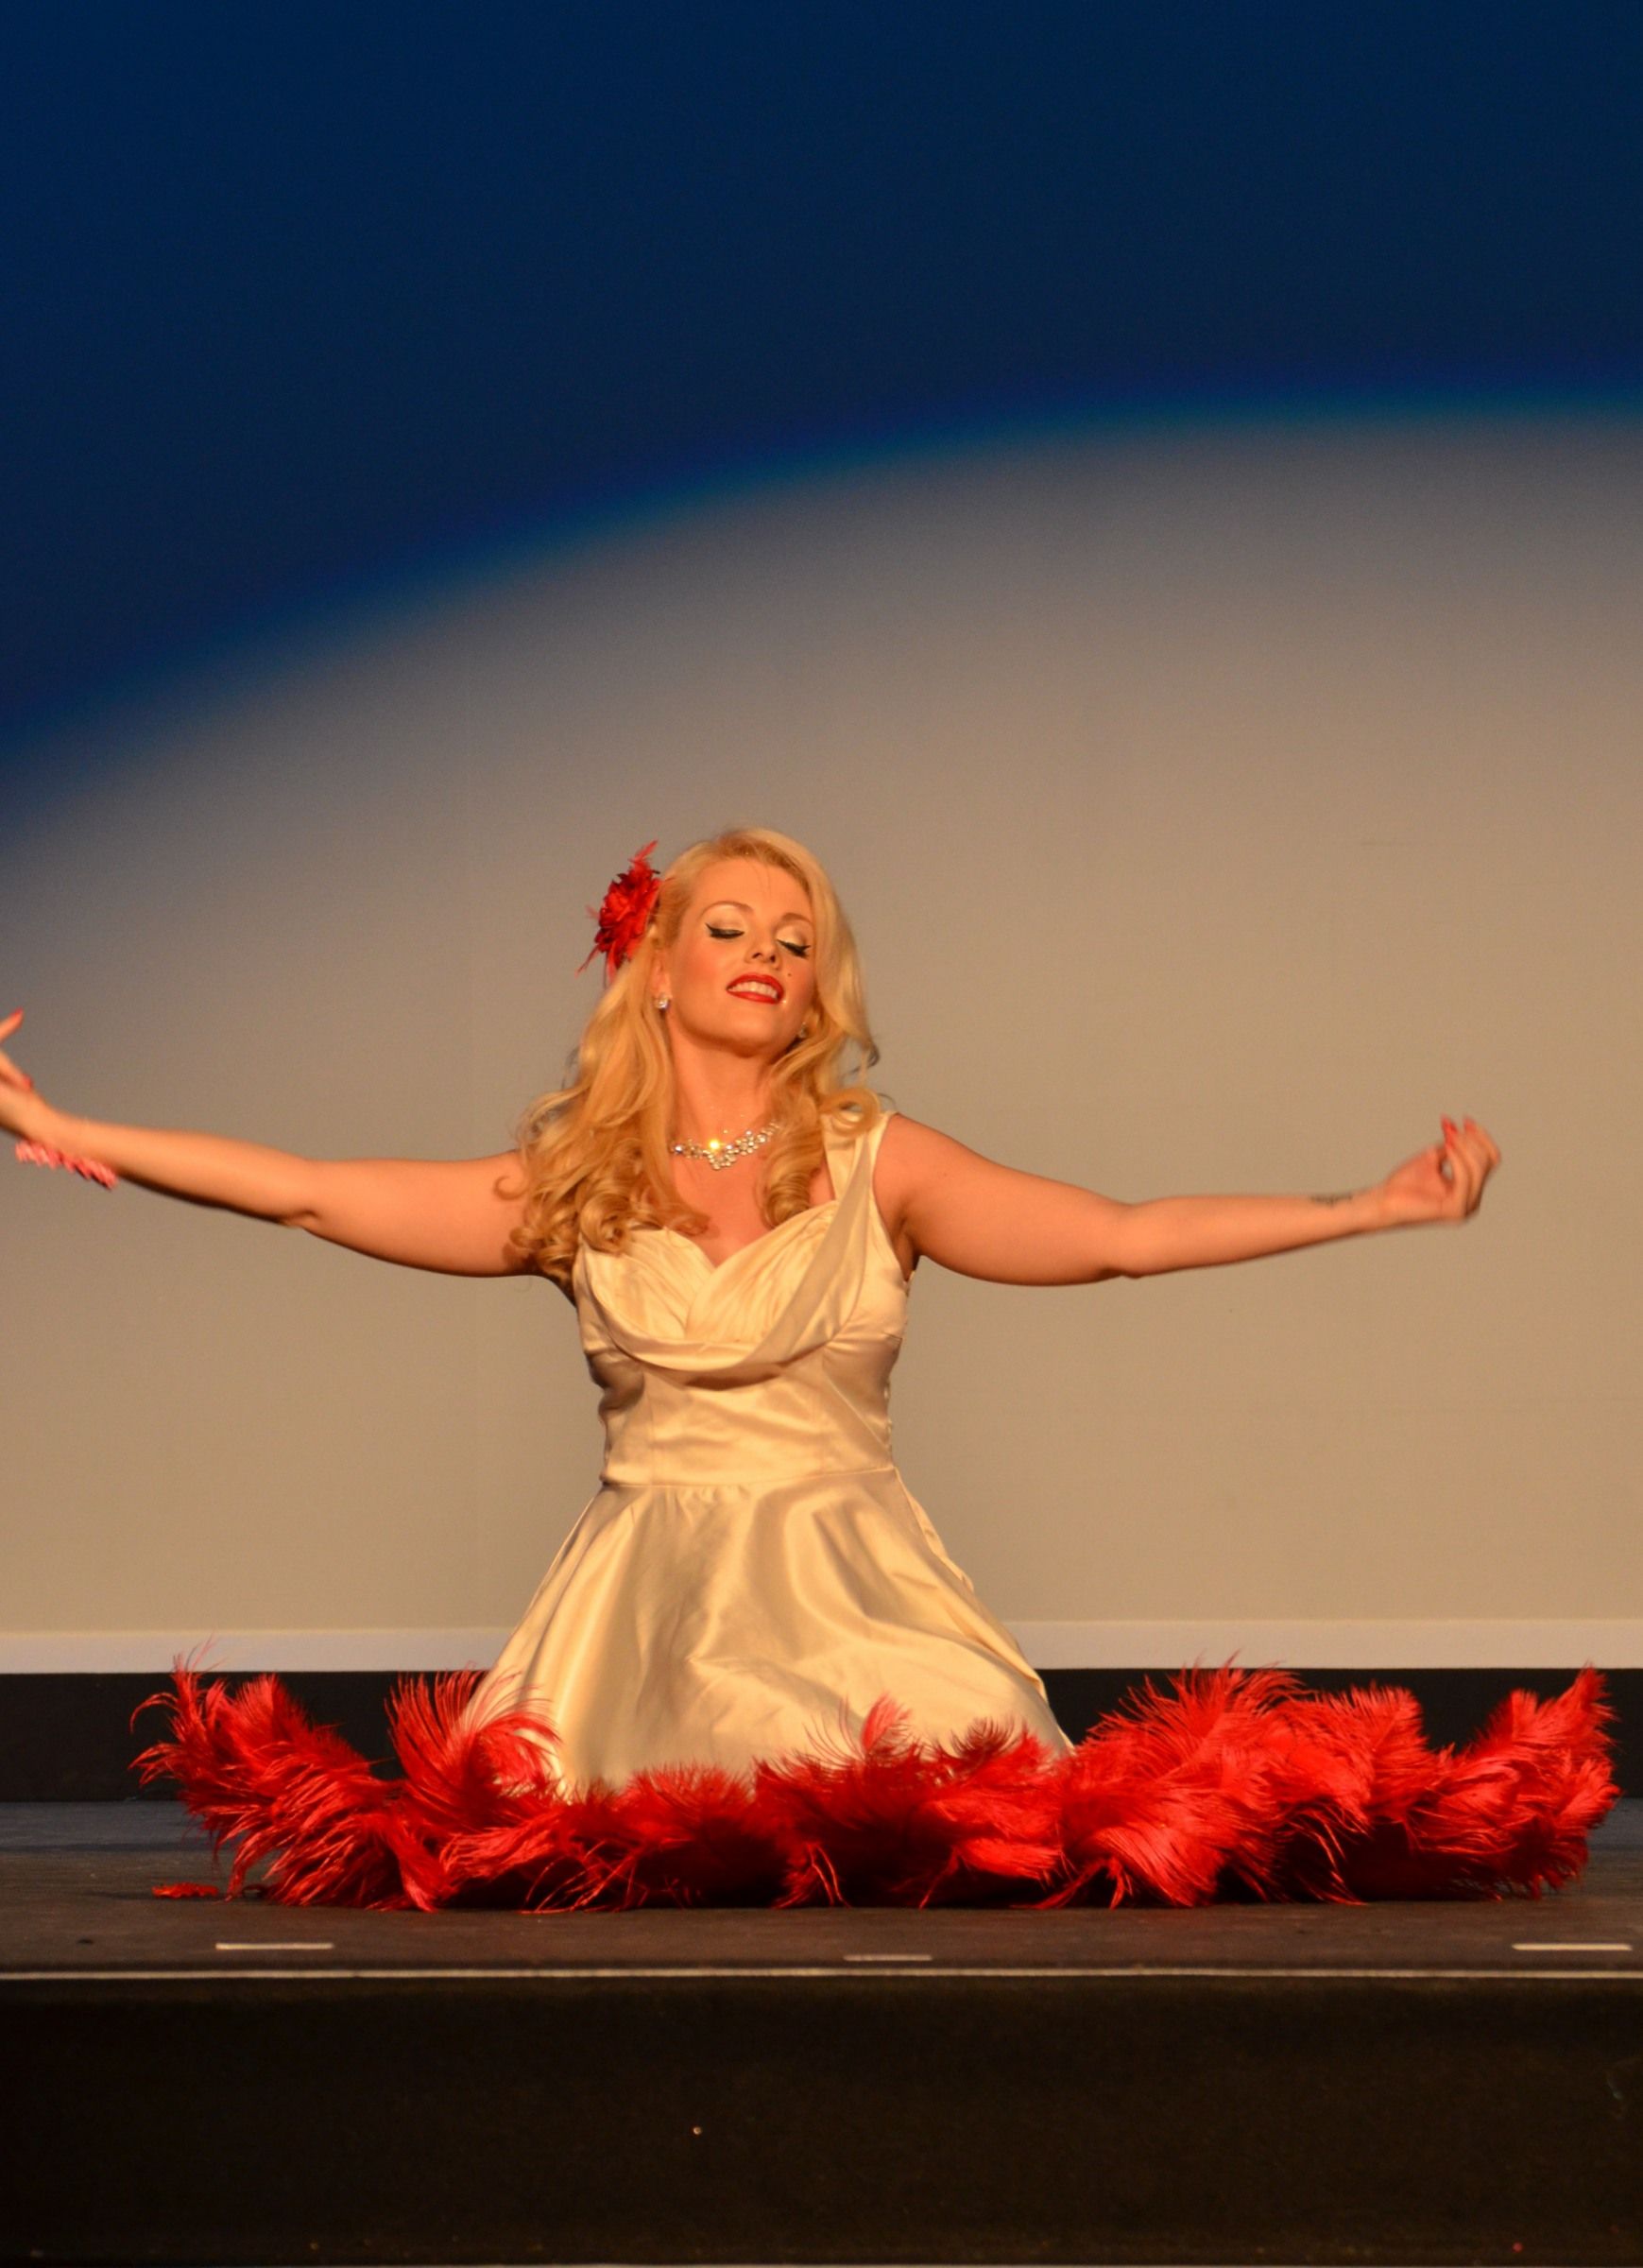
[704,899,813,924]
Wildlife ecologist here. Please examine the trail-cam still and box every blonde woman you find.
[0,827,1614,1909]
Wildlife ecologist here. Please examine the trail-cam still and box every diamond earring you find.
[656,993,671,1012]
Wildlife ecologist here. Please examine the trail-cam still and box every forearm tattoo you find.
[1309,1191,1356,1207]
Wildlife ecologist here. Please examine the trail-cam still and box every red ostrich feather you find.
[135,1658,1619,1911]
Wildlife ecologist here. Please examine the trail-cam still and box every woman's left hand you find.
[1376,1116,1502,1228]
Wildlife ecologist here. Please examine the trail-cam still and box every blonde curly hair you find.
[505,826,881,1287]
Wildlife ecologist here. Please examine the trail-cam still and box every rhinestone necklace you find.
[669,1119,778,1171]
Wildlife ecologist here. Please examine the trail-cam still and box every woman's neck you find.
[668,1048,775,1145]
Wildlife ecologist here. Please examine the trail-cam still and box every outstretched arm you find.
[877,1112,1500,1285]
[1,1008,533,1277]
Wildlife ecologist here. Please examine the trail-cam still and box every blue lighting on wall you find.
[4,3,1640,748]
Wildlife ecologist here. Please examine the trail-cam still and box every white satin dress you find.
[472,1105,1073,1796]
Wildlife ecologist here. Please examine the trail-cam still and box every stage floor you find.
[8,1802,1643,2264]
[5,1795,1640,1973]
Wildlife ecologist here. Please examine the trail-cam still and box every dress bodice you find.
[573,1108,908,1486]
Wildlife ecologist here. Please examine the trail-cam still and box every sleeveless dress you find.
[136,1104,1619,1911]
[472,1105,1070,1795]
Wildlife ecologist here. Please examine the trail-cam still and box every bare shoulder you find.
[865,1110,950,1281]
[873,1109,967,1194]
[871,1111,975,1236]
[870,1108,1130,1286]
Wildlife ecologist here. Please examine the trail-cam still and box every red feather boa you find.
[132,1658,1619,1910]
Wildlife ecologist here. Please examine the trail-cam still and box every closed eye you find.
[708,924,810,956]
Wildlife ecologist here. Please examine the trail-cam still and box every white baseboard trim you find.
[0,1630,510,1675]
[1015,1621,1643,1670]
[2,1620,1639,1675]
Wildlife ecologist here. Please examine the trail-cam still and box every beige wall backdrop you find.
[3,409,1639,1671]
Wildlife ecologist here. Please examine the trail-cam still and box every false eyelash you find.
[708,925,809,955]
[13,1139,118,1189]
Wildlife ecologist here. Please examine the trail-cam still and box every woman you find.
[0,825,1615,1911]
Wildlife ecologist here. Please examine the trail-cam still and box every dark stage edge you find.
[7,1663,1640,1798]
[3,1801,1641,2268]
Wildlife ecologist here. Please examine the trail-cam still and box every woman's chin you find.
[673,1019,791,1060]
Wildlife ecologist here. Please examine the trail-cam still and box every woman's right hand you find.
[0,1007,51,1142]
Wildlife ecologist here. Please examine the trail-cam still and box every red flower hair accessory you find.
[576,839,661,980]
